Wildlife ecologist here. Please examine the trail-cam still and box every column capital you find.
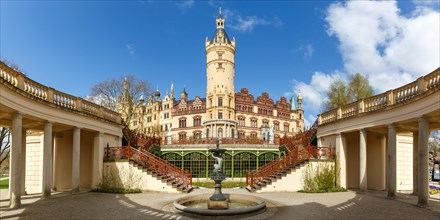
[417,115,428,123]
[12,111,23,118]
[388,123,397,129]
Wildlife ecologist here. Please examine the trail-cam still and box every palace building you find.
[118,10,305,145]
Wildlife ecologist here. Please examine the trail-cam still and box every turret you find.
[181,88,188,101]
[297,92,303,109]
[154,85,161,101]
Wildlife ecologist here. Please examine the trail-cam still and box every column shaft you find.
[412,131,418,195]
[336,133,346,188]
[21,130,26,195]
[10,112,22,208]
[387,124,397,199]
[72,127,81,193]
[92,132,104,188]
[359,129,367,192]
[42,122,53,198]
[417,117,429,207]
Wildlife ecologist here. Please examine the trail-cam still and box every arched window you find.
[251,118,257,128]
[238,116,245,126]
[218,128,223,138]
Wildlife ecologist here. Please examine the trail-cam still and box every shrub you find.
[95,163,142,194]
[301,161,345,193]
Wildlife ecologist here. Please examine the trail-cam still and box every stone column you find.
[387,123,397,199]
[42,121,53,198]
[21,130,26,195]
[72,127,81,193]
[92,132,104,188]
[336,133,347,188]
[10,112,22,208]
[317,137,322,147]
[359,129,367,192]
[417,116,429,207]
[412,131,418,195]
[52,133,59,191]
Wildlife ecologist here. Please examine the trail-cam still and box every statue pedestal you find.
[208,200,228,210]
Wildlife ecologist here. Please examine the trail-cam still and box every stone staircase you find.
[105,146,193,193]
[246,127,333,193]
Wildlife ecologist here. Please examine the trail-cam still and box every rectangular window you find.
[218,112,223,119]
[218,98,223,107]
[218,54,222,60]
[179,119,187,128]
[251,119,257,128]
[193,118,201,127]
[218,63,223,68]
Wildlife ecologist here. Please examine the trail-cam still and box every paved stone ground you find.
[0,188,439,219]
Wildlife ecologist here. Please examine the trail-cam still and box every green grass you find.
[298,187,347,193]
[0,179,9,189]
[0,174,8,178]
[192,181,246,188]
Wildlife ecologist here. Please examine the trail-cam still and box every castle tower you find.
[204,8,237,139]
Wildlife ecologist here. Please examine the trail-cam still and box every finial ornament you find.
[156,85,159,91]
[219,7,222,15]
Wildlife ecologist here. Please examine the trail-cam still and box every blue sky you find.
[1,1,439,126]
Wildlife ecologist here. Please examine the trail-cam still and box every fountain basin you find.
[174,194,266,216]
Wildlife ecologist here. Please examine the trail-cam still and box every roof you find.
[210,28,232,44]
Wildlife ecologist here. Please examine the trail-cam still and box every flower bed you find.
[429,185,440,195]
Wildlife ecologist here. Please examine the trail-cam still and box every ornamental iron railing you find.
[105,145,192,190]
[246,145,332,192]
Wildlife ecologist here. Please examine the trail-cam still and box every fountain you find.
[173,139,267,216]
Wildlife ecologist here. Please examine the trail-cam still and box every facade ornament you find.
[269,126,274,144]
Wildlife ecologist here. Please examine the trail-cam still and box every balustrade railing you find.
[105,146,192,190]
[318,67,439,125]
[170,137,275,145]
[0,61,121,124]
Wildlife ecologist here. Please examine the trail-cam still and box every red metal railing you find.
[246,145,332,192]
[105,146,192,190]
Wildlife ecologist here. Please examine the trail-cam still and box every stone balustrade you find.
[318,67,439,125]
[0,61,121,124]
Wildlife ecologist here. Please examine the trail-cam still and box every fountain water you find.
[173,139,266,216]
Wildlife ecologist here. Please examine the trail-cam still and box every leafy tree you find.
[87,75,152,126]
[347,73,374,101]
[324,79,349,110]
[324,73,374,111]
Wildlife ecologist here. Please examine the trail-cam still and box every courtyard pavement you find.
[0,187,439,219]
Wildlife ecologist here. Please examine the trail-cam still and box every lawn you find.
[192,181,246,188]
[0,178,9,189]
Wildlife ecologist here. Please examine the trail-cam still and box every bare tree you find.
[0,127,11,165]
[87,75,152,126]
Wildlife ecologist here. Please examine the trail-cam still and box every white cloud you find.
[325,1,440,92]
[293,71,344,113]
[297,44,314,59]
[126,44,135,56]
[304,114,317,129]
[223,9,282,32]
[177,0,195,11]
